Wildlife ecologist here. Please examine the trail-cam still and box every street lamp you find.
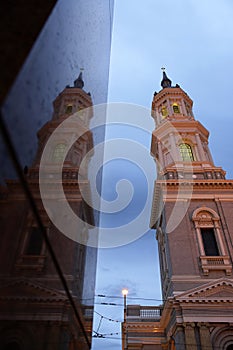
[122,289,128,323]
[122,289,128,350]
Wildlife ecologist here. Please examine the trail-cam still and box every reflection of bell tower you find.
[150,71,233,349]
[0,72,96,350]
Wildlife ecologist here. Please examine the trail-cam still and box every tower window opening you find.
[172,103,180,113]
[52,143,66,162]
[65,104,73,114]
[161,106,168,118]
[200,228,220,256]
[179,143,194,161]
[25,227,43,255]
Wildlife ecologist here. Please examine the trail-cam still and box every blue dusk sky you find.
[92,1,233,349]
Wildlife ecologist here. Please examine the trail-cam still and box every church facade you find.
[0,74,96,350]
[123,72,233,350]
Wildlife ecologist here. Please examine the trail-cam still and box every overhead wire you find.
[94,310,121,323]
[96,293,164,302]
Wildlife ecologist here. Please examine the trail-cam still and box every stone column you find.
[198,323,213,350]
[158,141,165,169]
[181,99,186,116]
[184,323,197,350]
[169,132,180,162]
[174,326,186,350]
[167,99,173,116]
[195,133,205,161]
[195,226,205,255]
[46,322,61,350]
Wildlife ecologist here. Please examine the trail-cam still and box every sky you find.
[92,1,233,349]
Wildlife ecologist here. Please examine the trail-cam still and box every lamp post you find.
[122,289,128,350]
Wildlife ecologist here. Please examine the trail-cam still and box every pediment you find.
[0,279,67,302]
[176,278,233,302]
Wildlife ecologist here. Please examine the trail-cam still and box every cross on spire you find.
[161,68,172,89]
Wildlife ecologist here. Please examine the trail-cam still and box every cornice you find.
[126,322,162,330]
[0,278,68,303]
[156,179,233,189]
[55,86,92,105]
[152,87,193,105]
[152,119,209,139]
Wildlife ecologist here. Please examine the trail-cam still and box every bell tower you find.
[150,71,233,349]
[151,69,225,182]
[0,72,96,350]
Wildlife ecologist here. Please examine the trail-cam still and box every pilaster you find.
[184,323,197,350]
[174,325,186,350]
[198,323,212,350]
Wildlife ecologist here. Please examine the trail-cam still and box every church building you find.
[123,72,233,350]
[0,73,96,350]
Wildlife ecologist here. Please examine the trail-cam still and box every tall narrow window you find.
[161,106,168,118]
[52,143,66,162]
[201,228,219,256]
[179,143,194,161]
[172,103,180,113]
[65,104,73,114]
[192,207,232,275]
[25,227,43,255]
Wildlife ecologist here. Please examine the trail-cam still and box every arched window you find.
[192,207,232,276]
[52,143,66,162]
[193,208,222,256]
[179,143,194,161]
[172,103,180,113]
[212,327,233,350]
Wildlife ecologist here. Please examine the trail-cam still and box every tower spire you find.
[161,67,172,88]
[74,69,84,89]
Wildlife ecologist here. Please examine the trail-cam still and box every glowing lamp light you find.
[122,289,128,296]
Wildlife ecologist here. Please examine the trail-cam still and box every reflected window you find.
[65,104,73,114]
[52,143,66,162]
[172,103,180,113]
[179,143,194,161]
[25,227,43,255]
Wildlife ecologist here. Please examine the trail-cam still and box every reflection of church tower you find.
[0,73,96,350]
[150,71,233,349]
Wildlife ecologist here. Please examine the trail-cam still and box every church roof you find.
[0,278,68,302]
[174,278,233,303]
